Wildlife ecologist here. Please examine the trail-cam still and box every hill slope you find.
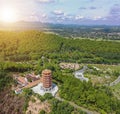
[0,31,120,63]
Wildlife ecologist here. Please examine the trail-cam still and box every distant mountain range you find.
[0,21,120,30]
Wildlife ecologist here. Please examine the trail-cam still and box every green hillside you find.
[0,31,120,114]
[0,31,120,64]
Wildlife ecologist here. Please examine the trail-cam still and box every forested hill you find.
[0,31,120,64]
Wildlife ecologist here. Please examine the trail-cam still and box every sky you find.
[0,0,120,25]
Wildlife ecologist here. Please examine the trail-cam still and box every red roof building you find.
[16,77,28,86]
[26,72,40,82]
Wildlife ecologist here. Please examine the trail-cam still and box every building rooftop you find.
[23,79,42,89]
[17,77,27,84]
[42,69,52,74]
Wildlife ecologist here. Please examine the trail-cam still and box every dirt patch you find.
[60,62,80,70]
[26,96,51,114]
[0,88,25,114]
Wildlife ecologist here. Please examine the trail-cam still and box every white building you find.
[32,83,58,96]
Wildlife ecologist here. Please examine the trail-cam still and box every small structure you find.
[15,88,22,94]
[16,77,28,87]
[26,72,40,82]
[32,69,58,96]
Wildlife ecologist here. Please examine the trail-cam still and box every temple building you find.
[42,69,52,90]
[32,69,58,96]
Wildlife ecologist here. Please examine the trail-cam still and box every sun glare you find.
[0,7,17,23]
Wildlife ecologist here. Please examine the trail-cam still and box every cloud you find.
[79,6,97,10]
[64,14,73,20]
[42,13,47,18]
[29,15,39,21]
[89,0,95,2]
[50,13,75,24]
[110,4,120,16]
[75,15,84,20]
[89,6,97,10]
[37,0,55,3]
[79,7,87,10]
[92,16,102,20]
[107,4,120,21]
[52,10,64,15]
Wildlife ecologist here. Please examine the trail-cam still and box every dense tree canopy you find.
[0,71,13,92]
[0,31,120,64]
[59,74,120,113]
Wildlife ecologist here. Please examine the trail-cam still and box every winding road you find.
[110,76,120,86]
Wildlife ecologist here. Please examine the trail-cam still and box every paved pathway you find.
[74,66,89,82]
[110,76,120,86]
[74,66,87,74]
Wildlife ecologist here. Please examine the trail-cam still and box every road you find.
[74,66,87,74]
[110,75,120,86]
